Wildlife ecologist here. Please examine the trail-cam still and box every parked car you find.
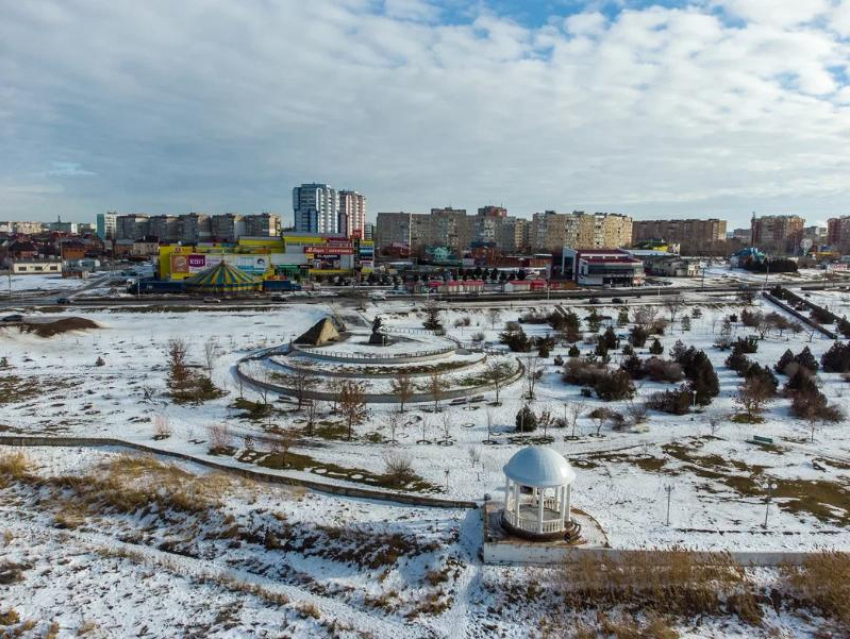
[612,297,625,304]
[270,294,288,303]
[1,314,23,322]
[56,297,71,305]
[203,297,221,304]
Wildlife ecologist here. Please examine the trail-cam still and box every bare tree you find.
[708,415,722,437]
[440,409,454,443]
[487,307,502,330]
[485,407,495,442]
[208,424,232,453]
[327,378,345,413]
[524,355,542,400]
[390,374,414,413]
[663,296,685,328]
[271,429,299,467]
[382,408,404,444]
[428,370,446,412]
[632,306,657,327]
[467,445,482,468]
[153,414,172,440]
[486,360,512,406]
[288,363,319,410]
[538,403,555,438]
[382,451,414,487]
[203,338,220,379]
[166,338,190,391]
[339,381,368,441]
[565,402,584,438]
[735,376,774,421]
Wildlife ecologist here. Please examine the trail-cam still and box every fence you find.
[761,291,837,339]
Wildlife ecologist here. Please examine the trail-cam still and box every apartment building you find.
[148,215,179,243]
[244,213,281,237]
[178,213,212,244]
[96,213,117,240]
[339,191,367,239]
[632,218,727,252]
[751,214,805,254]
[293,183,339,234]
[827,217,850,252]
[211,213,244,242]
[115,215,150,241]
[531,211,632,252]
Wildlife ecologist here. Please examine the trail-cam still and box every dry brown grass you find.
[560,549,761,625]
[0,451,32,486]
[0,608,20,625]
[0,451,230,520]
[781,552,850,626]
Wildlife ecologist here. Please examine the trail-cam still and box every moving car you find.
[1,314,23,322]
[203,297,222,304]
[56,297,71,305]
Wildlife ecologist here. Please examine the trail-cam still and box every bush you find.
[791,389,844,423]
[568,344,580,357]
[731,336,758,354]
[629,325,648,348]
[784,363,819,397]
[741,309,761,328]
[642,357,684,383]
[649,319,668,335]
[744,363,778,396]
[821,342,850,373]
[620,352,644,380]
[593,370,635,401]
[563,358,608,387]
[515,405,538,432]
[95,356,105,367]
[648,338,663,355]
[795,346,819,372]
[775,349,795,374]
[647,386,692,415]
[600,326,619,350]
[499,324,532,352]
[725,350,752,376]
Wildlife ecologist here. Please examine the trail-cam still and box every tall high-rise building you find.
[339,191,367,238]
[750,214,805,254]
[430,207,474,254]
[96,213,117,240]
[293,183,339,234]
[631,219,727,252]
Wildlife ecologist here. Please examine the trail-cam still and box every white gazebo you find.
[501,446,578,541]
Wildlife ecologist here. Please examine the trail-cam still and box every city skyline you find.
[2,0,850,225]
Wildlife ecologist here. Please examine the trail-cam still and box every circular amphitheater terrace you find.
[237,319,523,404]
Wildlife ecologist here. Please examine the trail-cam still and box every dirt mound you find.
[17,317,100,338]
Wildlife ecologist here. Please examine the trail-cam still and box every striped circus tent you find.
[184,261,262,295]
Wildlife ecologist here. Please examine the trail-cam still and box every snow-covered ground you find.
[1,291,849,636]
[3,272,91,293]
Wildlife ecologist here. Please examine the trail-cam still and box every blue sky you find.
[1,0,849,227]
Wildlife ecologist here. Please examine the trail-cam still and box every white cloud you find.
[0,0,849,226]
[715,0,832,27]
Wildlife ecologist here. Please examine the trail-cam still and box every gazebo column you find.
[503,477,511,510]
[537,487,545,533]
[565,484,572,522]
[513,483,521,523]
[559,485,567,521]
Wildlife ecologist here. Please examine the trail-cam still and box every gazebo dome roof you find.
[504,446,576,488]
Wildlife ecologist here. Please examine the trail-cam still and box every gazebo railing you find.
[503,509,564,534]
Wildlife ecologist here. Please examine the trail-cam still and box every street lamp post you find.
[762,481,778,528]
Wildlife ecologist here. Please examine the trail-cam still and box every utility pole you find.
[664,484,674,526]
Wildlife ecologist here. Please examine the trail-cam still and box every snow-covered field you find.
[4,273,90,293]
[1,292,849,636]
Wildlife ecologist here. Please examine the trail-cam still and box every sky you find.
[1,0,850,228]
